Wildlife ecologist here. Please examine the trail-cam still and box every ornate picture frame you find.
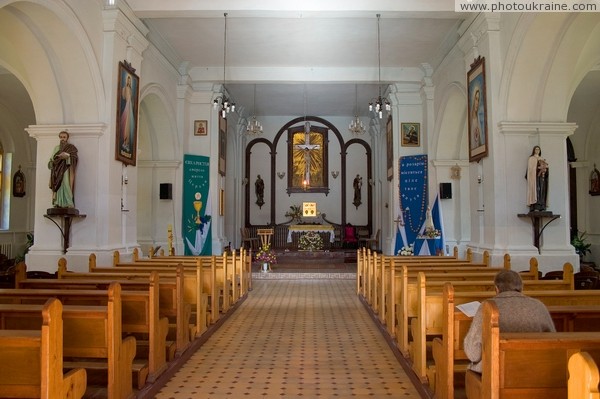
[467,56,489,163]
[194,120,207,136]
[401,122,420,147]
[115,60,140,166]
[13,166,25,197]
[218,113,227,176]
[386,115,393,181]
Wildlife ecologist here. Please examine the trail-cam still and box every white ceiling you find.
[129,1,470,117]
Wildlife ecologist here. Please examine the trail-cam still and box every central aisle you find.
[155,279,422,398]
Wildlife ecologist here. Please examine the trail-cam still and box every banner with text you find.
[182,154,212,255]
[394,155,428,255]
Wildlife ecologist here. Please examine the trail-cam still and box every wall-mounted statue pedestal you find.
[517,211,560,254]
[44,208,86,254]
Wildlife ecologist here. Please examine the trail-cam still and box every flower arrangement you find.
[285,204,303,222]
[298,231,324,251]
[418,227,441,239]
[255,243,277,264]
[398,244,414,256]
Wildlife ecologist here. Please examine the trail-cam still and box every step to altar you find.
[274,249,356,264]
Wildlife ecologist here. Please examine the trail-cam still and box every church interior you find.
[0,1,599,398]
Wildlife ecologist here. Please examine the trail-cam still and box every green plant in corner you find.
[571,230,591,259]
[15,232,34,263]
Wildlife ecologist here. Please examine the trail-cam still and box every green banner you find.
[182,154,212,255]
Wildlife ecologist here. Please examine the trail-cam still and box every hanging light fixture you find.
[349,84,366,135]
[246,84,263,135]
[213,12,235,118]
[368,14,391,119]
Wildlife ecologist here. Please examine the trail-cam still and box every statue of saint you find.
[48,131,78,208]
[353,174,362,208]
[526,145,549,212]
[255,175,265,208]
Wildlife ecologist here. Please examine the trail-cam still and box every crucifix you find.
[293,121,321,187]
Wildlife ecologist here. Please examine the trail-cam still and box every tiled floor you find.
[154,279,423,398]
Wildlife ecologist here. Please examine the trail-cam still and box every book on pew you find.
[456,301,481,317]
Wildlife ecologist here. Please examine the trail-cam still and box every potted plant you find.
[285,205,303,223]
[571,230,592,259]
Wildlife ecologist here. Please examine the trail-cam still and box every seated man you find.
[463,269,555,373]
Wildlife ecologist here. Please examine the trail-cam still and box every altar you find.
[287,224,335,243]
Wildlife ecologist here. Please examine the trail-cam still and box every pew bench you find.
[14,270,171,384]
[432,283,600,399]
[0,298,87,399]
[0,283,137,399]
[385,259,539,342]
[409,264,575,382]
[87,260,217,329]
[465,300,600,399]
[568,351,600,399]
[98,255,227,321]
[56,261,197,354]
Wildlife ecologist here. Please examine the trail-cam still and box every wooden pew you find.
[389,258,540,359]
[58,258,197,353]
[104,253,227,321]
[409,263,575,383]
[433,282,600,399]
[144,248,252,299]
[15,265,170,385]
[386,256,534,343]
[122,248,251,305]
[0,298,87,399]
[0,283,136,399]
[465,301,600,399]
[364,249,507,326]
[568,352,600,399]
[357,246,467,297]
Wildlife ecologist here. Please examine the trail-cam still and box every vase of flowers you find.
[298,231,324,251]
[255,243,277,272]
[418,227,441,239]
[398,244,414,256]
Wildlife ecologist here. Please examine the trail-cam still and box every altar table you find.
[287,225,335,243]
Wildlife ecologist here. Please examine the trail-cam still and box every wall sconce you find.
[277,171,286,179]
[242,178,248,185]
[368,178,375,186]
[331,171,339,179]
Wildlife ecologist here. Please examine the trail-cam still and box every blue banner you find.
[394,155,428,254]
[182,154,212,255]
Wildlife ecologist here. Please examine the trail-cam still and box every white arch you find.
[0,0,105,122]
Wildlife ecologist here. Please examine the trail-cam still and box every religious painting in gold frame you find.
[218,113,227,176]
[286,123,329,195]
[386,115,393,181]
[467,56,489,163]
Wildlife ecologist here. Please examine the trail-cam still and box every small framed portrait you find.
[401,122,420,147]
[115,60,140,166]
[194,120,207,136]
[467,56,489,163]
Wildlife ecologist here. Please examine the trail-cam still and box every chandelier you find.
[349,84,366,135]
[213,13,235,118]
[368,14,391,119]
[246,84,263,135]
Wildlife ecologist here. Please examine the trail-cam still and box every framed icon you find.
[194,120,207,136]
[115,60,140,166]
[401,122,420,147]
